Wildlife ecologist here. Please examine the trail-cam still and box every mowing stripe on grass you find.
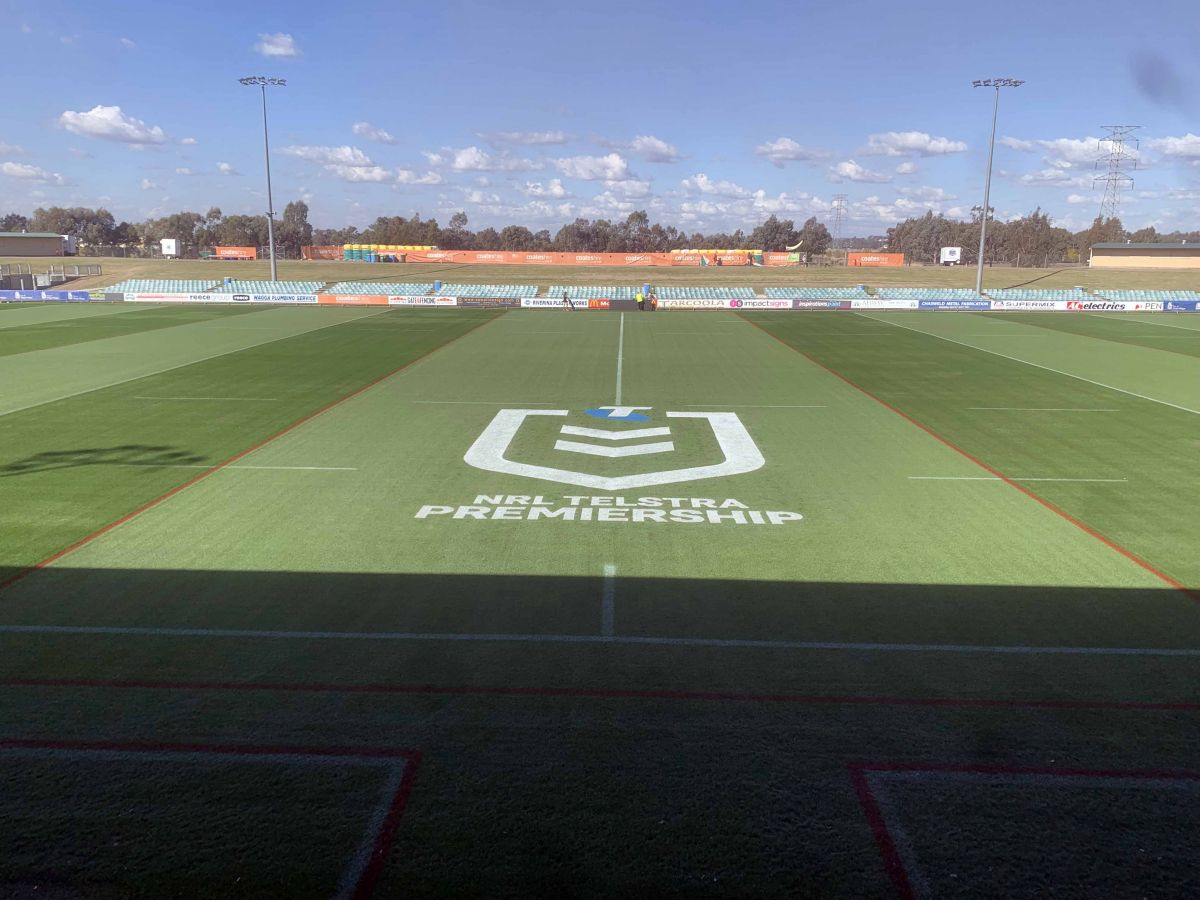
[0,307,391,419]
[133,396,281,401]
[739,313,1196,599]
[856,313,1200,416]
[6,676,1200,712]
[0,312,504,594]
[966,407,1120,412]
[909,476,1127,483]
[111,463,358,471]
[602,563,617,636]
[615,311,625,405]
[3,623,1198,656]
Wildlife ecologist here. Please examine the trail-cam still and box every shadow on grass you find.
[0,445,208,477]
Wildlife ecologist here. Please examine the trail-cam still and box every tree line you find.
[5,203,1196,262]
[885,209,1200,266]
[1,205,832,256]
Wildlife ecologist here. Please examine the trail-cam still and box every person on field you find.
[562,291,574,311]
[636,289,645,311]
[649,290,658,312]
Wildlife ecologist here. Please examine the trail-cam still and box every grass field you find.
[7,253,1200,292]
[1,300,1199,897]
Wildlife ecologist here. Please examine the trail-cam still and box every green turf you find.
[980,310,1200,359]
[1,306,1198,897]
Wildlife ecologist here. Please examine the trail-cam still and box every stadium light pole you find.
[972,78,1023,294]
[239,76,286,281]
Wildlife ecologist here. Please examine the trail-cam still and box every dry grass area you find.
[4,256,1199,291]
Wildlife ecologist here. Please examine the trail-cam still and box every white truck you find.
[161,238,181,258]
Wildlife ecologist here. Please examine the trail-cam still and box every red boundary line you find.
[3,676,1199,712]
[0,310,504,596]
[738,313,1197,601]
[0,737,422,900]
[848,759,1200,898]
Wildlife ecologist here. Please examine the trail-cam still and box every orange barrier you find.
[848,252,904,267]
[317,294,389,305]
[302,246,342,260]
[214,246,257,260]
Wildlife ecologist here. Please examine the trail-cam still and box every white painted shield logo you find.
[464,408,765,491]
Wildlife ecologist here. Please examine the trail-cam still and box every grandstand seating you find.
[764,286,869,299]
[212,280,325,294]
[439,283,535,298]
[104,279,219,293]
[548,285,639,300]
[326,282,435,295]
[984,288,1090,301]
[1093,290,1200,301]
[875,287,985,300]
[656,286,756,300]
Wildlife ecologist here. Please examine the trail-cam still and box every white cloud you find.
[1002,136,1103,169]
[255,32,299,57]
[279,145,372,166]
[1066,193,1092,204]
[395,168,443,185]
[175,167,197,176]
[862,131,967,157]
[216,162,239,176]
[999,136,1035,152]
[482,130,568,146]
[1016,167,1091,186]
[828,160,891,183]
[1146,133,1200,160]
[606,135,683,162]
[352,121,398,144]
[895,161,918,175]
[755,137,829,167]
[680,173,751,198]
[120,37,136,48]
[140,178,158,190]
[424,146,541,172]
[325,164,394,183]
[0,161,66,185]
[519,178,570,198]
[553,152,633,181]
[180,137,198,145]
[602,179,652,199]
[59,105,168,144]
[0,141,23,156]
[20,23,32,34]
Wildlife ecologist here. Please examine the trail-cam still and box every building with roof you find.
[0,232,64,257]
[1089,242,1200,269]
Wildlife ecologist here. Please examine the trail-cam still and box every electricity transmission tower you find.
[831,194,847,260]
[1094,126,1139,221]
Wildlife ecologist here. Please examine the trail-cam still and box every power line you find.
[1095,125,1139,221]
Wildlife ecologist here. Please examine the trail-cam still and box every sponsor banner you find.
[793,299,853,310]
[123,292,229,303]
[0,289,91,301]
[988,299,1070,311]
[387,295,458,306]
[317,294,389,306]
[301,245,343,260]
[726,298,793,309]
[459,298,521,308]
[656,298,728,309]
[214,246,257,260]
[1164,300,1200,312]
[849,298,919,310]
[1066,299,1163,312]
[847,252,905,267]
[917,299,992,310]
[520,297,595,308]
[588,298,611,309]
[249,294,318,304]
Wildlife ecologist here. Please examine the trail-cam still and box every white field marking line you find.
[967,407,1120,412]
[615,311,625,405]
[560,425,671,441]
[686,404,828,409]
[554,439,675,458]
[2,623,1197,657]
[601,563,616,637]
[110,463,357,471]
[0,308,393,419]
[908,476,1127,483]
[410,400,558,405]
[133,396,280,402]
[855,312,1200,416]
[1086,312,1200,332]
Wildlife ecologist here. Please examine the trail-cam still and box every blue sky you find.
[3,0,1199,234]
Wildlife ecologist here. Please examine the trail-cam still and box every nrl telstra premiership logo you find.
[464,406,765,491]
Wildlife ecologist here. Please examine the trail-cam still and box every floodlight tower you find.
[971,78,1024,293]
[1095,126,1140,221]
[239,76,287,281]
